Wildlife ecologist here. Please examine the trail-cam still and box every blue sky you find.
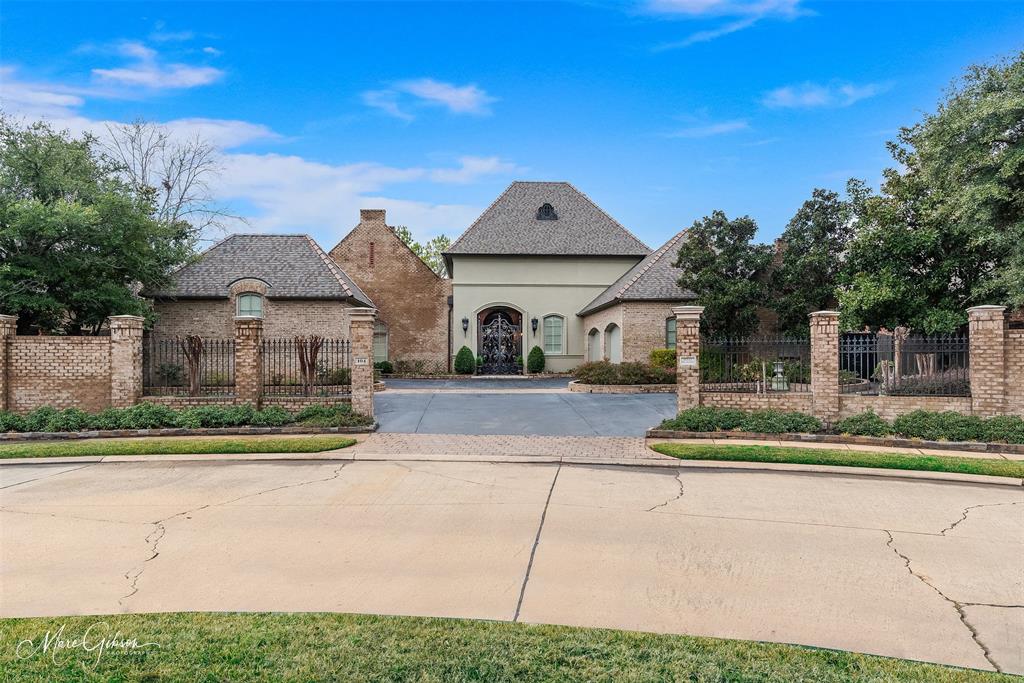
[2,1,1022,250]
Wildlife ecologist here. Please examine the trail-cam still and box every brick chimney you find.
[360,209,386,223]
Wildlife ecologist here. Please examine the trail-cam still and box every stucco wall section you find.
[330,210,450,371]
[7,337,112,413]
[151,299,351,340]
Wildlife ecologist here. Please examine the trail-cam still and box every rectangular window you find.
[666,318,677,349]
[543,316,563,354]
[238,294,263,318]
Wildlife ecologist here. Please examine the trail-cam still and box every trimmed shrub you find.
[982,416,1024,444]
[649,348,676,370]
[835,411,892,437]
[115,403,180,430]
[527,346,545,373]
[250,406,292,427]
[738,410,822,434]
[454,346,476,375]
[374,360,394,374]
[294,403,373,428]
[892,410,986,442]
[573,361,675,385]
[22,407,60,432]
[0,411,27,433]
[37,408,92,432]
[660,407,745,432]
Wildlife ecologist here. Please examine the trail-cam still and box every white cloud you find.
[668,119,749,138]
[645,0,807,49]
[91,40,223,89]
[428,156,520,183]
[363,78,496,119]
[202,46,223,57]
[761,81,891,108]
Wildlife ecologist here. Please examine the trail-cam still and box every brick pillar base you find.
[968,305,1008,417]
[108,315,145,408]
[673,306,704,413]
[0,315,17,412]
[348,308,376,418]
[234,316,264,407]
[809,310,840,424]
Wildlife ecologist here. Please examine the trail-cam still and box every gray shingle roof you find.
[577,228,695,316]
[446,182,650,257]
[146,234,374,306]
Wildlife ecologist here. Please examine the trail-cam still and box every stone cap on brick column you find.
[672,305,704,320]
[233,315,264,322]
[108,314,145,324]
[348,307,378,323]
[809,310,839,318]
[967,305,1007,317]
[0,314,17,335]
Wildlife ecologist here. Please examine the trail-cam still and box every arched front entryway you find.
[587,328,601,362]
[477,305,523,374]
[604,323,622,363]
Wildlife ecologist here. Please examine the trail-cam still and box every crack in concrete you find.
[117,463,349,609]
[940,500,1022,536]
[883,530,1003,673]
[513,463,561,622]
[646,471,684,512]
[0,463,96,490]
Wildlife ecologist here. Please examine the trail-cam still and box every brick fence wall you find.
[674,305,1022,424]
[0,310,378,418]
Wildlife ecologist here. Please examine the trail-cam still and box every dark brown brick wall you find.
[329,210,450,369]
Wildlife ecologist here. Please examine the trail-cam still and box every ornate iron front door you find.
[479,318,521,374]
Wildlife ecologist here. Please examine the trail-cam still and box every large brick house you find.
[148,181,699,373]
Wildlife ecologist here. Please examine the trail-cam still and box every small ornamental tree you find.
[454,346,476,374]
[527,346,545,373]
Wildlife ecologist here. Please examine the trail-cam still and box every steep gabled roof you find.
[577,228,695,316]
[445,181,650,257]
[145,234,374,306]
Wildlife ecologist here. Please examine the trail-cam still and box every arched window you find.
[666,317,677,349]
[604,323,622,363]
[542,315,564,354]
[587,328,601,362]
[237,293,263,318]
[373,321,389,362]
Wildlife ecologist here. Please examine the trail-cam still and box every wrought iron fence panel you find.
[143,337,235,396]
[262,337,351,396]
[699,336,811,393]
[839,331,969,396]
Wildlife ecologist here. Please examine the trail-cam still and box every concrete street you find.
[2,459,1021,674]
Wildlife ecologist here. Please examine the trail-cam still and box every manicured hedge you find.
[660,408,821,434]
[0,402,372,433]
[454,346,476,375]
[573,361,675,385]
[527,346,545,373]
[662,407,1024,444]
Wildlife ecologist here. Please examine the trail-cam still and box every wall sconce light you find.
[531,317,539,334]
[462,317,470,335]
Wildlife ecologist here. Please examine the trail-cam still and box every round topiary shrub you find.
[835,410,892,437]
[454,346,476,375]
[527,346,545,373]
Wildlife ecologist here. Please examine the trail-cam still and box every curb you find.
[568,381,675,394]
[2,450,1020,487]
[645,429,1024,456]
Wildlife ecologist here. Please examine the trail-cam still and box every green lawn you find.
[0,613,1012,682]
[0,435,356,459]
[649,443,1024,479]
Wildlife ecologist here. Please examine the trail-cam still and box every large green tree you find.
[674,211,772,337]
[839,52,1024,332]
[0,119,195,334]
[770,179,868,333]
[393,225,451,277]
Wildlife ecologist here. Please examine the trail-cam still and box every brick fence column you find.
[0,315,17,412]
[673,306,704,413]
[968,305,1008,417]
[234,316,263,407]
[348,307,376,418]
[809,310,841,424]
[108,315,145,408]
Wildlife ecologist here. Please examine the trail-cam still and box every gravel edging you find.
[569,381,676,394]
[645,429,1024,456]
[0,423,378,443]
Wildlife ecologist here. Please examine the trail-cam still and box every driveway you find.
[2,460,1021,674]
[376,378,676,436]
